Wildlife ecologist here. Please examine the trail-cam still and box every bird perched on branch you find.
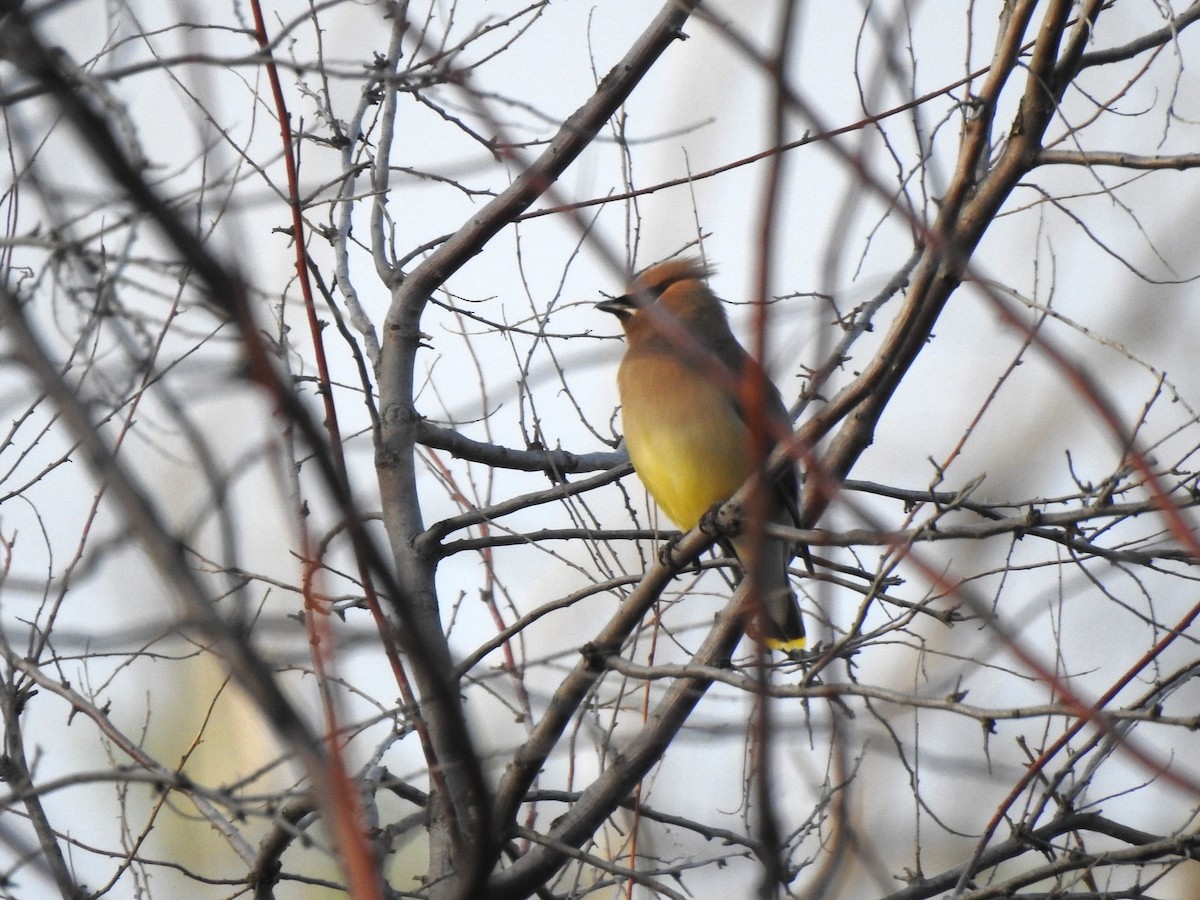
[597,257,806,655]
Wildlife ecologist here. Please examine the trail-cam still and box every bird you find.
[597,256,806,655]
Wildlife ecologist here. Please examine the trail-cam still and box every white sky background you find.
[4,0,1200,897]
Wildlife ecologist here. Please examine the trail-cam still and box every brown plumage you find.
[597,257,805,654]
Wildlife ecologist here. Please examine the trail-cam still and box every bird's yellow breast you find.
[618,354,753,530]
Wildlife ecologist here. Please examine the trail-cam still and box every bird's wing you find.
[712,341,800,529]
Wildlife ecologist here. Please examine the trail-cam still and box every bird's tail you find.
[761,590,807,657]
[733,532,806,657]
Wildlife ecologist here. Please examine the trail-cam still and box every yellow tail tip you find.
[764,636,806,653]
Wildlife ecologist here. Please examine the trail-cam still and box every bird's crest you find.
[629,256,712,298]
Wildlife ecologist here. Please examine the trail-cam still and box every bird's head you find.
[595,257,726,341]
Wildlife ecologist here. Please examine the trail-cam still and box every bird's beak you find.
[595,294,636,317]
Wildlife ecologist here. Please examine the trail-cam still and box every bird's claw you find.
[657,532,682,566]
[700,500,740,540]
[657,533,703,575]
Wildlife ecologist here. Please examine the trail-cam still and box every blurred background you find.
[3,1,1200,897]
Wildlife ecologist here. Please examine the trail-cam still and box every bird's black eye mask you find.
[594,281,673,318]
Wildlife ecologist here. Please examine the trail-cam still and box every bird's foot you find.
[700,499,741,540]
[656,532,685,568]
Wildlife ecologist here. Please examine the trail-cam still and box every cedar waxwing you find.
[597,257,806,655]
